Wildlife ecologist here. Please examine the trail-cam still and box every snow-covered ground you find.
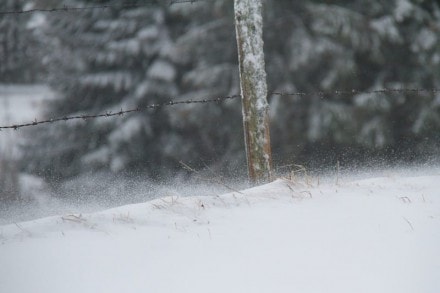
[1,174,439,293]
[1,85,439,293]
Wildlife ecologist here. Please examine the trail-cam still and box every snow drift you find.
[1,174,439,293]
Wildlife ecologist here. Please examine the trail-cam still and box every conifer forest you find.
[1,0,439,199]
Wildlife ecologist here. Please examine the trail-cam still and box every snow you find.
[108,39,141,55]
[394,0,413,22]
[1,174,439,293]
[17,174,50,204]
[147,60,176,82]
[0,84,54,125]
[80,72,134,92]
[27,13,47,30]
[137,26,160,41]
[370,16,402,43]
[412,28,438,52]
[0,84,54,152]
[234,0,267,114]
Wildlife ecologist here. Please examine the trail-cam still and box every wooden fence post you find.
[234,0,272,184]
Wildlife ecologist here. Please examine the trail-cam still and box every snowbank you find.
[1,175,439,293]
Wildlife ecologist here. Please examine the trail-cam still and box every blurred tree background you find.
[1,0,439,189]
[0,0,42,82]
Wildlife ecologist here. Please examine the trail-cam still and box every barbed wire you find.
[0,88,439,131]
[0,0,214,15]
[0,95,239,130]
[271,88,440,97]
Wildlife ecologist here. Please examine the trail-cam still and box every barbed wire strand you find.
[0,95,239,130]
[271,88,440,97]
[0,88,439,130]
[0,0,214,15]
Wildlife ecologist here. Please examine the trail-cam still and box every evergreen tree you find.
[23,0,440,184]
[265,0,440,166]
[24,0,243,181]
[0,0,34,82]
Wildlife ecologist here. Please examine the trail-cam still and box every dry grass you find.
[112,212,134,224]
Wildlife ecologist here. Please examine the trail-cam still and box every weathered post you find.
[234,0,272,183]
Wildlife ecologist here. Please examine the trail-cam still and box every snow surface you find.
[1,174,439,293]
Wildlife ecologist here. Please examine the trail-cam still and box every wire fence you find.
[0,0,214,15]
[1,0,439,190]
[1,2,439,133]
[1,88,438,130]
[0,94,239,130]
[271,88,440,98]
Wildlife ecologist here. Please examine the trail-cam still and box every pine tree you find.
[24,0,243,181]
[23,0,440,184]
[265,0,440,166]
[0,0,36,82]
